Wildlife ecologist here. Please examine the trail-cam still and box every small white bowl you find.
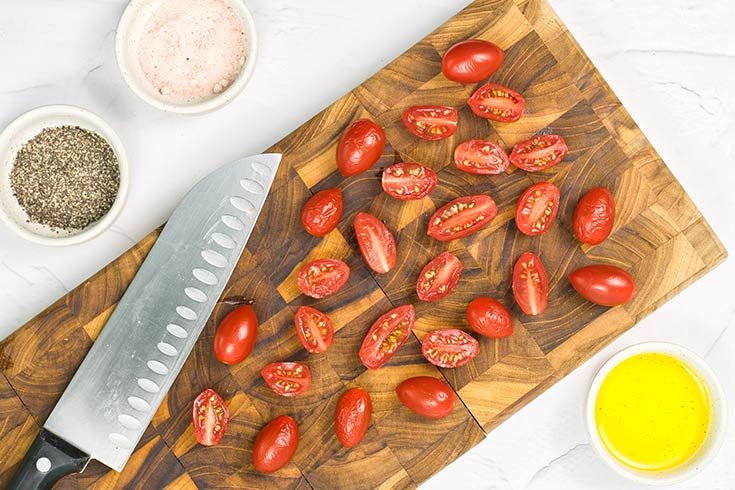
[0,105,129,246]
[586,342,727,485]
[115,0,257,114]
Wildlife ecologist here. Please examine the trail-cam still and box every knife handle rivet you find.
[36,457,51,473]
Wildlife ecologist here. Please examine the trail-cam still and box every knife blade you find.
[9,153,282,490]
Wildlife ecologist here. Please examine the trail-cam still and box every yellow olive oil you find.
[595,353,710,471]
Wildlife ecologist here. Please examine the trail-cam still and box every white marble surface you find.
[0,0,733,488]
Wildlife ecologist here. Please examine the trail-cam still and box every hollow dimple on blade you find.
[43,154,281,472]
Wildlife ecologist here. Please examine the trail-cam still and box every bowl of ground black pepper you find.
[0,105,128,246]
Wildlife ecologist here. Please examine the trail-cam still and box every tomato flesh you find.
[294,306,334,354]
[354,212,397,274]
[568,265,635,306]
[442,39,504,84]
[396,376,456,419]
[509,134,568,172]
[359,305,416,370]
[422,328,479,368]
[253,415,299,473]
[335,388,372,448]
[515,182,560,236]
[468,83,525,122]
[336,119,386,176]
[427,194,497,242]
[301,188,343,236]
[402,105,458,141]
[416,251,462,302]
[466,297,513,338]
[297,258,350,299]
[573,187,615,245]
[261,362,311,397]
[454,139,510,175]
[512,252,548,316]
[193,388,230,446]
[382,162,437,200]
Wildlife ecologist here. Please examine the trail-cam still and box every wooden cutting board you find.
[0,0,726,488]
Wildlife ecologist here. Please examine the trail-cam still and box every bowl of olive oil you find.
[586,342,726,485]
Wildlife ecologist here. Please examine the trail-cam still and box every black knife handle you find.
[8,428,90,490]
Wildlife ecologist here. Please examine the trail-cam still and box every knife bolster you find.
[8,428,91,490]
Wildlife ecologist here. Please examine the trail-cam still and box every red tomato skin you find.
[466,297,513,338]
[382,162,438,200]
[192,388,230,446]
[512,252,549,316]
[354,212,397,274]
[422,329,479,368]
[427,195,498,242]
[261,362,312,397]
[335,388,372,448]
[568,265,635,306]
[454,139,510,175]
[396,376,456,419]
[468,83,525,122]
[294,306,334,353]
[213,305,258,365]
[402,105,458,141]
[515,182,560,236]
[359,305,416,370]
[573,187,615,245]
[442,40,505,83]
[297,258,350,299]
[336,119,386,176]
[253,415,299,473]
[416,251,462,302]
[509,134,568,172]
[301,188,343,236]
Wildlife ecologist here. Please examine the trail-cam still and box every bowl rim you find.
[0,104,129,246]
[115,0,258,115]
[585,341,727,485]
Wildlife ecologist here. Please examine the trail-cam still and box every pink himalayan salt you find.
[138,0,248,103]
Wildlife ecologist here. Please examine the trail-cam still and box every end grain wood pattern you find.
[0,0,726,488]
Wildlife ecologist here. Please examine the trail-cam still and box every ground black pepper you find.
[10,126,120,231]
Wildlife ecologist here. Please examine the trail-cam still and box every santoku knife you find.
[9,153,282,489]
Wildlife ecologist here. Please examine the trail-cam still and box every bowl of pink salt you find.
[116,0,256,114]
